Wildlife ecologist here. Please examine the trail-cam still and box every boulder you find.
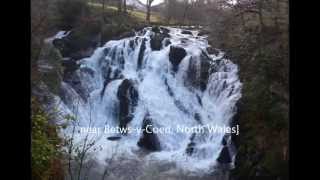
[150,27,170,51]
[137,114,161,151]
[150,33,170,51]
[117,79,139,130]
[169,46,187,72]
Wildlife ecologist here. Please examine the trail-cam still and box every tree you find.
[123,0,127,13]
[118,0,122,13]
[146,0,154,23]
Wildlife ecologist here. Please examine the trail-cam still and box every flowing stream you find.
[53,26,242,179]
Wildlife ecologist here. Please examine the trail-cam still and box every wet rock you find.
[207,47,220,56]
[100,68,112,97]
[164,39,171,47]
[174,100,188,114]
[137,114,161,151]
[61,72,89,103]
[61,58,80,80]
[198,29,210,36]
[101,68,124,98]
[217,146,232,164]
[196,94,202,106]
[185,51,211,91]
[164,78,174,97]
[181,30,192,35]
[186,133,196,155]
[169,46,187,72]
[150,29,170,51]
[129,39,135,49]
[186,57,199,88]
[151,26,161,33]
[199,51,211,91]
[107,136,121,141]
[117,79,139,130]
[80,67,95,77]
[53,31,100,60]
[137,38,147,70]
[194,113,202,124]
[160,27,170,34]
[103,47,110,56]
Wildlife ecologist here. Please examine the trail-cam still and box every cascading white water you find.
[55,26,242,176]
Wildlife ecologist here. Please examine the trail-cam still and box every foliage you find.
[54,0,91,30]
[213,1,290,179]
[31,97,64,180]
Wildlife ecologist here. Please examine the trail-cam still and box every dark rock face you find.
[60,72,89,103]
[230,100,242,148]
[217,146,232,164]
[61,58,80,78]
[169,46,187,72]
[137,114,161,151]
[117,79,139,130]
[199,51,211,91]
[150,33,169,51]
[137,38,147,70]
[185,51,211,91]
[53,31,100,60]
[186,57,198,88]
[101,68,124,97]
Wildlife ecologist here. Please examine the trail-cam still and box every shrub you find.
[31,97,64,180]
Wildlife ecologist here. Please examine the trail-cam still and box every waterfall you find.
[54,26,242,177]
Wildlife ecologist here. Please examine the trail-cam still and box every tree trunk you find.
[146,0,151,23]
[257,0,265,55]
[118,0,122,13]
[182,1,189,25]
[123,0,127,13]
